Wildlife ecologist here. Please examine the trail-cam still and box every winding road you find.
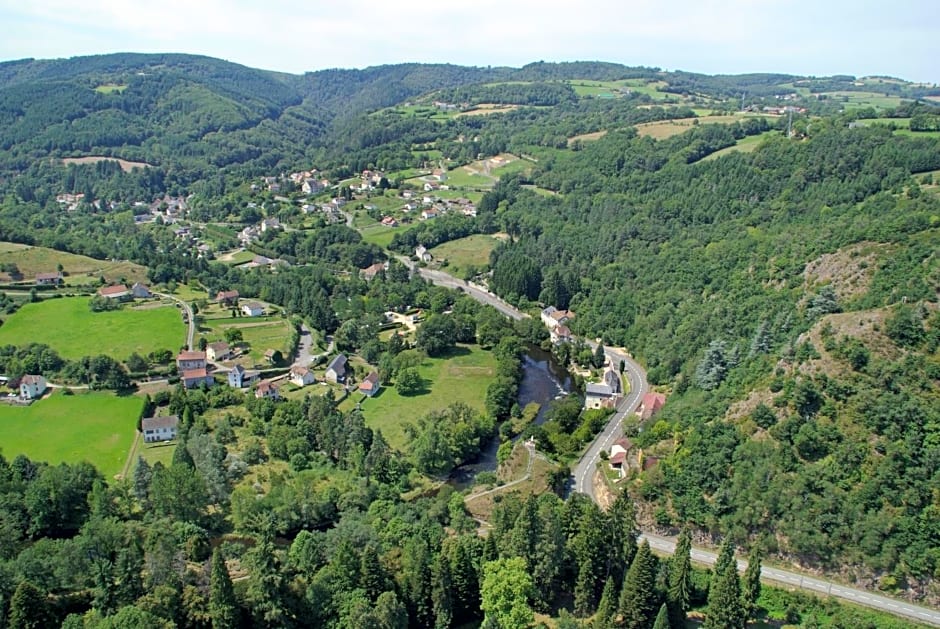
[416,265,940,626]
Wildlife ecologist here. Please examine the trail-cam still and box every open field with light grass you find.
[699,130,779,161]
[566,79,673,101]
[60,156,151,171]
[0,241,149,285]
[635,115,771,139]
[196,311,292,366]
[822,91,904,109]
[93,83,127,94]
[360,223,413,248]
[0,392,143,478]
[0,297,183,360]
[454,104,519,117]
[435,166,496,189]
[430,234,501,276]
[568,130,608,146]
[350,344,495,450]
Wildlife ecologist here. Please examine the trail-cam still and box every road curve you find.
[415,266,940,625]
[155,292,195,351]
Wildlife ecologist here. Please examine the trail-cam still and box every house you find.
[360,262,387,281]
[359,371,381,397]
[181,368,213,389]
[550,324,572,344]
[206,342,231,362]
[381,216,398,227]
[540,306,575,329]
[415,245,432,263]
[255,380,280,400]
[302,178,324,195]
[609,437,634,477]
[431,168,447,181]
[260,217,281,233]
[325,354,348,383]
[637,392,666,421]
[241,302,265,317]
[142,415,179,443]
[35,272,63,286]
[176,350,207,371]
[98,284,131,300]
[216,290,240,305]
[227,364,259,388]
[19,374,47,400]
[290,365,316,387]
[421,208,440,220]
[584,368,623,410]
[131,282,152,298]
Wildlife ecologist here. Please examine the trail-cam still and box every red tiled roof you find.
[177,351,206,361]
[98,284,129,297]
[609,451,626,465]
[182,368,208,379]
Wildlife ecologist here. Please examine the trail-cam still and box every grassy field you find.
[700,130,779,161]
[430,235,501,275]
[94,83,128,94]
[565,79,672,101]
[0,297,184,360]
[436,166,496,189]
[197,308,292,366]
[0,241,149,285]
[360,223,413,248]
[635,115,769,140]
[0,392,143,478]
[353,344,496,450]
[823,91,904,109]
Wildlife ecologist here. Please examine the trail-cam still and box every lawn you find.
[0,241,149,285]
[0,392,143,478]
[0,297,184,360]
[430,235,501,276]
[197,313,292,366]
[436,167,496,189]
[355,344,496,450]
[360,224,413,248]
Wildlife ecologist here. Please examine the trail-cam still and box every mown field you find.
[430,234,502,276]
[350,344,496,450]
[700,130,780,161]
[635,115,771,139]
[0,241,149,285]
[197,306,292,366]
[0,297,183,360]
[0,392,143,478]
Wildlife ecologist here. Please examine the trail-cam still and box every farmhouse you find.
[415,245,432,262]
[181,368,213,389]
[98,284,131,300]
[19,374,47,400]
[227,364,259,388]
[216,290,239,305]
[359,371,381,397]
[584,368,623,410]
[255,380,280,400]
[637,392,666,421]
[290,365,316,387]
[206,342,231,362]
[35,272,63,286]
[325,354,348,383]
[241,302,265,317]
[360,262,387,281]
[176,350,207,371]
[131,282,152,298]
[142,415,179,443]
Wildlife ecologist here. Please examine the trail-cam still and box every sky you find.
[0,0,937,83]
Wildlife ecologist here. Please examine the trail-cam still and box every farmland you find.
[430,234,503,276]
[0,241,149,285]
[196,306,293,367]
[0,297,183,360]
[635,114,770,139]
[0,392,143,478]
[350,344,496,450]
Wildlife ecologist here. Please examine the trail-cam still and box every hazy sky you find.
[0,0,937,83]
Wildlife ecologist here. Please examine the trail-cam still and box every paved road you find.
[156,292,195,350]
[570,347,648,501]
[415,265,940,626]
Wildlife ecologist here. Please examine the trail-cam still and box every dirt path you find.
[118,430,142,480]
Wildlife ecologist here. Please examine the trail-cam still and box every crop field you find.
[0,297,183,360]
[430,234,501,275]
[352,344,496,450]
[0,242,149,285]
[0,392,143,478]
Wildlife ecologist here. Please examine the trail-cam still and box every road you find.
[156,292,195,350]
[415,265,940,626]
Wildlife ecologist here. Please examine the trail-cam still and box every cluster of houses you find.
[607,392,668,478]
[399,189,477,219]
[56,192,189,220]
[540,306,576,345]
[301,197,346,224]
[238,217,283,245]
[97,282,153,301]
[214,290,267,317]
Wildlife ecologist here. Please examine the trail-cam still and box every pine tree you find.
[742,545,763,621]
[593,343,606,369]
[133,456,152,504]
[652,602,671,629]
[704,541,745,629]
[592,578,617,629]
[618,540,659,629]
[431,554,453,629]
[8,581,53,629]
[607,490,638,586]
[361,542,391,601]
[209,548,239,629]
[374,591,409,629]
[667,528,692,629]
[172,436,195,468]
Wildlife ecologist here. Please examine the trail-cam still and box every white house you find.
[19,374,47,400]
[255,380,280,400]
[290,365,316,387]
[206,342,231,362]
[325,354,348,383]
[142,415,179,443]
[415,245,432,263]
[359,371,381,397]
[241,302,265,317]
[228,364,259,389]
[584,368,623,410]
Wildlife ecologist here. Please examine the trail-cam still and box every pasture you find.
[700,130,779,161]
[430,234,501,275]
[0,392,143,478]
[351,344,496,450]
[635,115,770,140]
[0,297,183,360]
[0,241,149,285]
[60,156,151,172]
[197,308,293,367]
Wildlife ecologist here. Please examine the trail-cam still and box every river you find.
[450,345,572,486]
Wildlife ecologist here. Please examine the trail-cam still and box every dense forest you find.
[0,54,937,627]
